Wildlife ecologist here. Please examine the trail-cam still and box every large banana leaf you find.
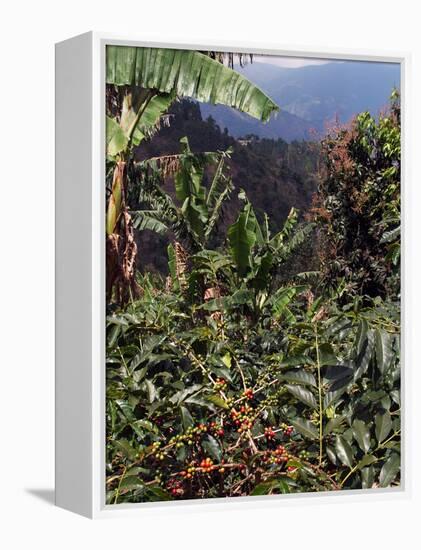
[206,148,233,206]
[228,207,257,276]
[106,46,278,122]
[106,115,128,157]
[181,197,208,239]
[244,200,264,245]
[120,92,175,146]
[175,137,207,203]
[106,93,174,157]
[131,211,168,235]
[204,179,233,240]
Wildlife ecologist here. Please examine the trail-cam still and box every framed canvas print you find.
[55,33,407,518]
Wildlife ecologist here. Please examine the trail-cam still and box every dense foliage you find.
[135,100,320,276]
[105,49,400,504]
[313,91,400,300]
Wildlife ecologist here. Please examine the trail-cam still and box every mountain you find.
[199,60,400,141]
[199,104,315,141]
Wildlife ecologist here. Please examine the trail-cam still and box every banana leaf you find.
[131,211,168,235]
[106,46,279,122]
[106,93,175,157]
[228,208,257,275]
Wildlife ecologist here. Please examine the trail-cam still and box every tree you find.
[312,91,400,301]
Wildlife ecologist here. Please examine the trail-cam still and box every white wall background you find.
[1,0,419,547]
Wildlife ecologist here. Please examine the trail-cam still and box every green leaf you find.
[206,394,229,409]
[175,143,206,203]
[180,406,194,429]
[281,369,317,387]
[326,445,338,465]
[390,389,400,406]
[116,399,136,422]
[167,243,177,282]
[354,328,375,380]
[181,197,208,238]
[385,242,400,265]
[318,343,338,366]
[335,435,354,468]
[169,384,203,405]
[324,415,347,435]
[278,223,315,261]
[221,352,231,369]
[375,328,394,375]
[227,208,257,276]
[202,435,222,462]
[205,180,234,240]
[325,316,352,338]
[323,364,353,381]
[354,318,368,357]
[361,465,375,489]
[380,226,400,244]
[131,419,159,436]
[134,93,174,142]
[119,476,144,492]
[285,384,318,409]
[230,289,254,305]
[290,418,318,440]
[106,115,128,157]
[251,251,273,291]
[113,439,137,460]
[379,453,400,487]
[352,419,371,453]
[145,379,158,403]
[357,454,377,469]
[126,466,148,476]
[206,153,230,208]
[324,387,347,410]
[106,46,279,122]
[272,287,297,319]
[243,201,264,245]
[375,411,392,443]
[132,211,168,235]
[251,480,278,496]
[146,486,172,501]
[383,441,400,450]
[204,156,234,239]
[280,355,313,367]
[277,479,293,494]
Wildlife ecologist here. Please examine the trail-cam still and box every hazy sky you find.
[254,54,333,68]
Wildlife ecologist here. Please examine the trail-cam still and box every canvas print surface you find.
[105,46,401,504]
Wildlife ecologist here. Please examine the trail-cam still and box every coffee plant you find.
[105,96,401,501]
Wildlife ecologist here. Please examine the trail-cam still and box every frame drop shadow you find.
[26,488,55,505]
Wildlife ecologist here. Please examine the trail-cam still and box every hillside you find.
[134,99,320,274]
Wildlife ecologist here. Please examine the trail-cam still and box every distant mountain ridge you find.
[199,60,400,141]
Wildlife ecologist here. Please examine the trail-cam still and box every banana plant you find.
[105,46,279,304]
[192,195,315,322]
[227,194,315,289]
[132,137,234,252]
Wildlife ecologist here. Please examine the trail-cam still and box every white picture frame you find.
[55,31,410,518]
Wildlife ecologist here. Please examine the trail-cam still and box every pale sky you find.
[253,54,334,68]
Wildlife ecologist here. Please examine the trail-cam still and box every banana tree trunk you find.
[106,161,140,304]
